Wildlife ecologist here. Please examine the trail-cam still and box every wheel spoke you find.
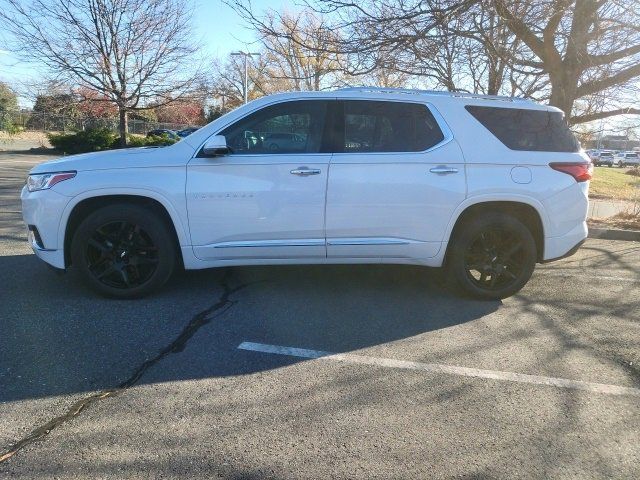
[88,237,110,253]
[96,265,117,280]
[479,232,490,251]
[88,256,109,271]
[502,241,523,261]
[503,269,517,280]
[119,267,131,286]
[504,259,523,273]
[131,256,159,266]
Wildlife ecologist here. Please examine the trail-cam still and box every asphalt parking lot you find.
[1,150,639,478]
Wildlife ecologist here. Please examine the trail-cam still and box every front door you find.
[187,100,332,260]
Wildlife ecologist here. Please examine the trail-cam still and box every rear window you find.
[465,106,579,152]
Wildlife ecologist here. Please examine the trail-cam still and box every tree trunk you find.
[118,106,128,147]
[548,68,580,123]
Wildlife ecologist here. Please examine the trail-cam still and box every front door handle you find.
[430,166,459,175]
[290,167,321,176]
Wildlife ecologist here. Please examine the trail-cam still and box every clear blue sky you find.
[0,0,281,106]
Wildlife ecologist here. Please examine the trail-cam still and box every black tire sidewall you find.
[448,213,537,300]
[71,204,175,298]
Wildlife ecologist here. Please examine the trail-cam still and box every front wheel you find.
[71,204,176,298]
[446,213,537,300]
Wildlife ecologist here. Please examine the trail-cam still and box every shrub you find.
[48,128,116,154]
[625,167,640,177]
[111,133,178,148]
[48,129,178,154]
[124,135,148,148]
[143,133,178,147]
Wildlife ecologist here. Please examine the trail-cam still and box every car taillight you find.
[549,162,593,182]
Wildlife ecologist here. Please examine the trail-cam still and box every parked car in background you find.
[22,87,591,300]
[596,150,614,167]
[613,151,639,167]
[177,127,200,138]
[146,129,180,140]
[585,149,599,162]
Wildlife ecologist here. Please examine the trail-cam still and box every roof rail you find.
[336,86,530,103]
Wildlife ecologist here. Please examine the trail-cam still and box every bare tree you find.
[0,0,203,145]
[210,55,271,110]
[223,7,345,92]
[232,0,640,125]
[492,0,640,123]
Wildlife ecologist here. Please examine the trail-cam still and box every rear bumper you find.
[542,221,588,262]
[541,237,585,263]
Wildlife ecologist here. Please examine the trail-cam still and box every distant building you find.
[585,135,640,150]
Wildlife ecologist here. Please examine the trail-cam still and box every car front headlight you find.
[26,171,76,192]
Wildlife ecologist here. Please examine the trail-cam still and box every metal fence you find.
[1,110,194,135]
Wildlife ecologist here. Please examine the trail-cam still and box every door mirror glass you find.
[202,135,230,157]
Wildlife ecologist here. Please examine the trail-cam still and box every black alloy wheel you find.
[85,221,159,289]
[447,213,537,300]
[71,204,176,298]
[463,228,526,291]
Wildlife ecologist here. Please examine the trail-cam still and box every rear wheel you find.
[447,213,537,300]
[71,204,176,298]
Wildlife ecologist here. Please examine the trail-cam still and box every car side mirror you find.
[201,135,230,157]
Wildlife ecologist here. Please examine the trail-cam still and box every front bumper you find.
[21,186,70,269]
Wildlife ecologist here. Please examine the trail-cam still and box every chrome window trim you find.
[196,98,454,158]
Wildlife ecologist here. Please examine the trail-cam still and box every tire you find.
[619,162,625,168]
[446,213,537,300]
[71,204,176,298]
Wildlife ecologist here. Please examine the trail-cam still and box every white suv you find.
[22,88,591,299]
[614,151,640,167]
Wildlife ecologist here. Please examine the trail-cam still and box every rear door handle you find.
[290,167,321,176]
[430,166,459,175]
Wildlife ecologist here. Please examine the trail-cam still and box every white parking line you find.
[238,342,640,397]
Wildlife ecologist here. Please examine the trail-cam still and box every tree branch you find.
[571,107,640,124]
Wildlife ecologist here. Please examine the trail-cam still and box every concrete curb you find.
[588,228,640,242]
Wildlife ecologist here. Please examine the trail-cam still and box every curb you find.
[588,228,640,242]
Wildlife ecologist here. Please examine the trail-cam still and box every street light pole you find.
[231,51,261,104]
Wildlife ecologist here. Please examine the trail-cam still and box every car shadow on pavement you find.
[0,252,500,403]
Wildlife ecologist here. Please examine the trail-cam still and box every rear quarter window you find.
[465,106,579,152]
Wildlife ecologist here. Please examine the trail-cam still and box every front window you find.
[220,100,328,154]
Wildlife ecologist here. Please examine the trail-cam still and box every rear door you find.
[326,100,466,259]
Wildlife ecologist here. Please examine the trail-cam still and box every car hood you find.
[30,142,194,174]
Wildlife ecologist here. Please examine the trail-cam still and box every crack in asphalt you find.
[0,271,246,464]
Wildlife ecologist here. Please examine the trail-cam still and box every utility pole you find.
[231,51,260,104]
